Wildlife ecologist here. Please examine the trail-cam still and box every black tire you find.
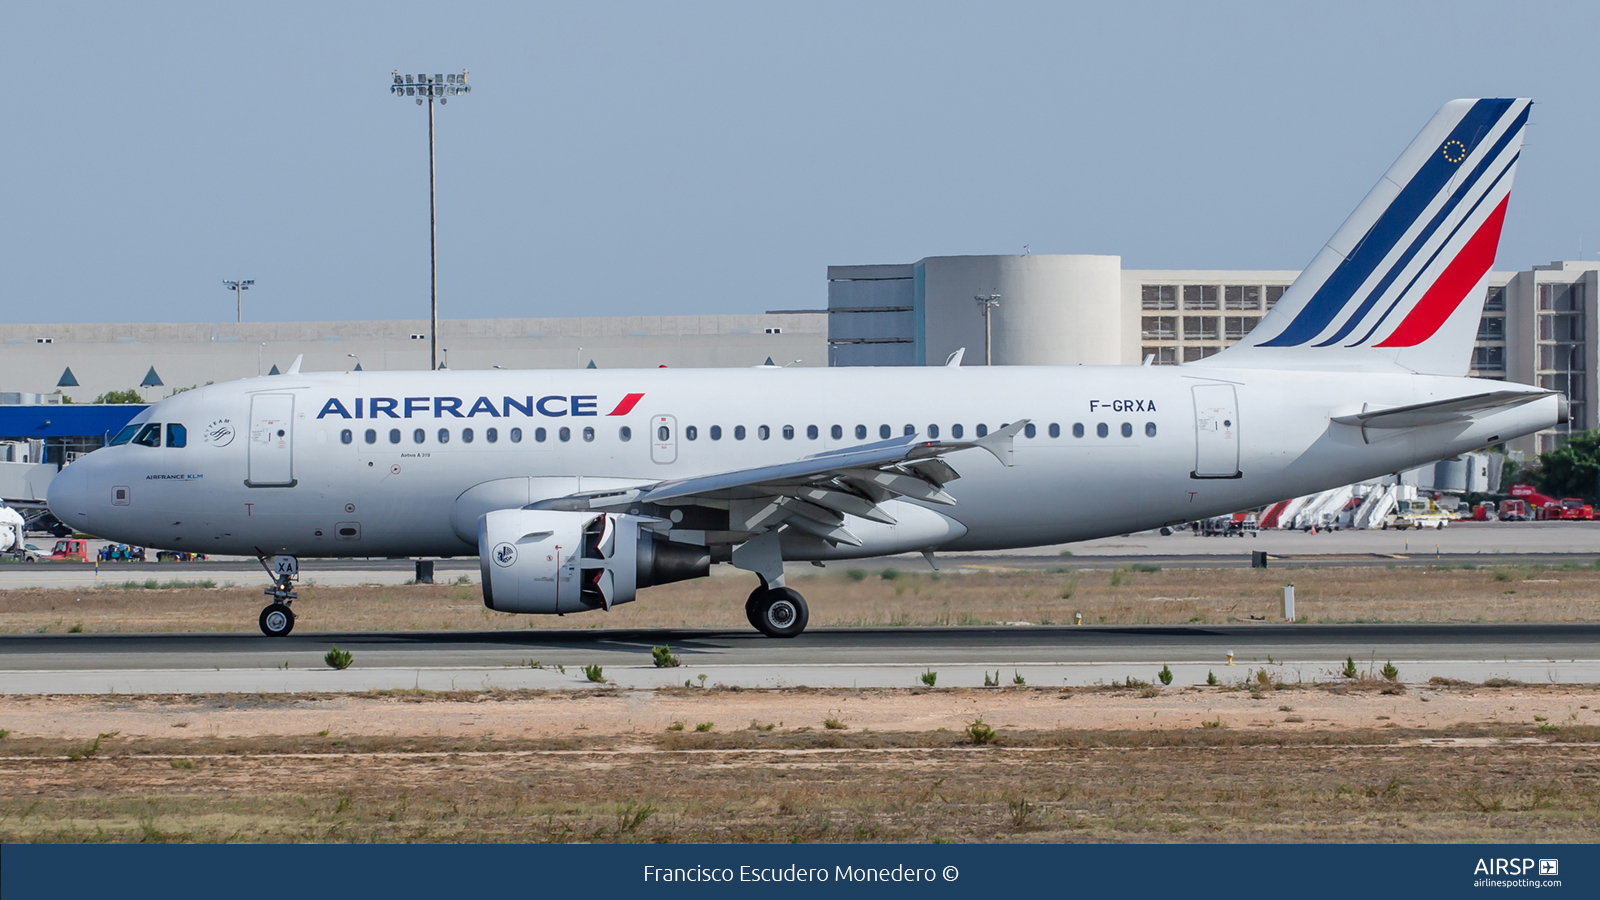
[744,587,764,630]
[751,587,808,638]
[259,603,295,637]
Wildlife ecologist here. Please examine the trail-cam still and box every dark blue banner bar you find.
[3,843,1594,899]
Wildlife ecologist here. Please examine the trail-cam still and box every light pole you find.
[390,69,471,371]
[974,294,1001,365]
[223,279,254,324]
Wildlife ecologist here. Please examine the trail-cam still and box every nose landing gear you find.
[256,553,299,637]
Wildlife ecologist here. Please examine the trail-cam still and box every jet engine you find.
[477,509,709,614]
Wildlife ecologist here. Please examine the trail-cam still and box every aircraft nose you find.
[46,460,93,533]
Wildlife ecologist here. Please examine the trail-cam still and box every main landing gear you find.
[256,554,299,637]
[745,583,809,638]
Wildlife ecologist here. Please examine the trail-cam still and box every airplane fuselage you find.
[47,364,1557,560]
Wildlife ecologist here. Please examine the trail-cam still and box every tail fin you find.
[1198,98,1529,375]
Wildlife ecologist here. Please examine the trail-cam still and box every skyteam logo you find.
[1255,98,1528,350]
[315,392,645,420]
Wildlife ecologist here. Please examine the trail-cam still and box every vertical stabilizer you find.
[1198,98,1529,375]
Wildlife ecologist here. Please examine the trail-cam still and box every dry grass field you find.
[0,683,1596,843]
[3,561,1599,634]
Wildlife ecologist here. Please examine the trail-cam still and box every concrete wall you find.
[917,254,1123,366]
[0,314,827,400]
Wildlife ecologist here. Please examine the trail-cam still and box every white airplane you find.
[47,98,1561,638]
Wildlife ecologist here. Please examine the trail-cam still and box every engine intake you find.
[478,509,709,614]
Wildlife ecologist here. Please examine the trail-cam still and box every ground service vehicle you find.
[50,538,89,562]
[1383,499,1451,530]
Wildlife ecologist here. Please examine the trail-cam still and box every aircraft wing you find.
[540,421,1028,547]
[1331,391,1550,430]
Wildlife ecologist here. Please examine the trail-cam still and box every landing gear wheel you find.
[745,587,765,630]
[259,603,295,637]
[751,587,808,639]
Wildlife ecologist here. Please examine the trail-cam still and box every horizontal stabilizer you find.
[1331,390,1551,430]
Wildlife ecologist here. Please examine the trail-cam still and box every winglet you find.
[945,348,965,367]
[286,354,304,375]
[975,419,1029,467]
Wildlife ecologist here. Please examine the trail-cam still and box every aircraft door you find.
[247,393,297,487]
[650,415,677,464]
[1191,384,1240,479]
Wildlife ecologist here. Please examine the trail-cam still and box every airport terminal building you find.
[828,254,1600,457]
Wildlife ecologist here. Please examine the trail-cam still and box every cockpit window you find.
[132,424,162,448]
[108,425,139,446]
[166,424,187,448]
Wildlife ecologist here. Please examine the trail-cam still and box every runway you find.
[3,623,1596,694]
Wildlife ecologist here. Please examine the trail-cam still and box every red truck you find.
[49,538,90,562]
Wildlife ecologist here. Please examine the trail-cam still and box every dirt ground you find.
[0,683,1596,843]
[4,562,1600,634]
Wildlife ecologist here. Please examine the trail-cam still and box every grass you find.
[117,579,217,591]
[966,717,997,745]
[694,722,714,733]
[584,664,605,683]
[823,718,847,730]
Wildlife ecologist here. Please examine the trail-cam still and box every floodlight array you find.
[391,71,471,105]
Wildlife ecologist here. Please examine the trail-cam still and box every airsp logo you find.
[492,542,517,567]
[202,418,236,448]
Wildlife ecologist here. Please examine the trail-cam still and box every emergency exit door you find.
[247,393,297,487]
[1191,384,1240,479]
[650,415,677,464]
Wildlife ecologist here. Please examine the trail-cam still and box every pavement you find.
[1,623,1595,694]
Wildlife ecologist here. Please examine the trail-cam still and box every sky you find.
[4,1,1600,324]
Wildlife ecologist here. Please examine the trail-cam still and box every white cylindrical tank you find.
[917,254,1123,366]
[0,505,25,553]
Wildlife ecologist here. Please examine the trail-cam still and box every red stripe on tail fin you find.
[1374,195,1509,348]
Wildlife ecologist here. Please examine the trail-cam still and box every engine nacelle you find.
[478,509,709,614]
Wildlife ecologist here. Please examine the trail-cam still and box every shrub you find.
[666,721,684,731]
[1256,668,1271,686]
[880,568,899,581]
[845,569,868,582]
[1158,664,1173,686]
[1207,671,1218,686]
[1201,718,1222,729]
[67,624,83,634]
[1342,656,1358,679]
[651,645,680,668]
[0,728,10,739]
[983,671,998,687]
[1124,676,1151,689]
[67,732,116,761]
[966,717,997,744]
[1008,797,1034,828]
[324,646,353,670]
[170,758,195,770]
[920,669,938,687]
[584,664,605,683]
[823,718,847,730]
[694,721,714,733]
[1381,660,1400,682]
[1012,671,1026,686]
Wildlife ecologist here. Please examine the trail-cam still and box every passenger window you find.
[389,428,401,444]
[1048,423,1060,438]
[1097,423,1109,438]
[620,426,633,442]
[928,424,940,439]
[854,425,866,440]
[976,424,988,438]
[109,424,139,446]
[486,427,498,443]
[462,428,474,443]
[133,424,162,447]
[951,424,964,439]
[1072,423,1084,438]
[559,427,571,442]
[167,424,187,448]
[438,428,450,444]
[365,429,377,444]
[339,429,352,445]
[413,428,425,444]
[711,425,722,440]
[684,425,696,441]
[583,426,595,442]
[758,425,770,440]
[831,425,843,440]
[1024,423,1036,438]
[1146,422,1157,438]
[1121,422,1133,438]
[514,428,526,443]
[904,424,915,437]
[879,425,890,439]
[735,425,746,440]
[782,425,794,440]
